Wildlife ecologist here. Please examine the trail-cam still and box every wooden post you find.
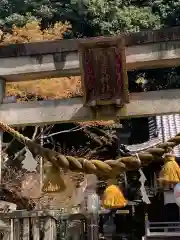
[2,219,11,240]
[0,78,5,184]
[40,127,43,200]
[44,217,57,240]
[13,219,20,240]
[22,218,30,240]
[1,219,10,240]
[87,213,99,240]
[145,213,150,236]
[32,218,40,240]
[10,219,13,240]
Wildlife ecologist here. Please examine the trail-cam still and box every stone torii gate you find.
[0,27,179,240]
[0,26,180,126]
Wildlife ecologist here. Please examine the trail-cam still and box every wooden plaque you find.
[79,37,129,107]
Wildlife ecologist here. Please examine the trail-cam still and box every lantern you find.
[79,37,129,108]
[174,183,180,206]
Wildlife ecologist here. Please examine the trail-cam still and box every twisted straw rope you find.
[1,121,180,177]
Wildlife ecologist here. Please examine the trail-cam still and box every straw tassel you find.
[102,179,128,209]
[158,152,180,185]
[42,162,66,193]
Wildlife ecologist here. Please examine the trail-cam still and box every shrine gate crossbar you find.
[0,27,180,125]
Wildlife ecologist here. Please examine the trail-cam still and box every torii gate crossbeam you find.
[0,26,180,82]
[0,26,180,126]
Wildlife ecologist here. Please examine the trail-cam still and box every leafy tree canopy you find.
[0,0,171,35]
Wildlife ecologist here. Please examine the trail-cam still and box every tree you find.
[0,0,162,37]
[0,0,89,36]
[87,0,161,36]
[1,0,180,38]
[152,0,180,27]
[1,0,180,37]
[1,20,71,44]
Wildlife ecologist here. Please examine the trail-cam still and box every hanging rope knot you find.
[159,150,180,185]
[163,148,175,162]
[102,183,128,209]
[164,154,175,163]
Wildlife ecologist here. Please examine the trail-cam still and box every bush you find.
[1,20,71,44]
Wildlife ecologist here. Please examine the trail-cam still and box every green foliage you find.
[127,66,180,93]
[0,0,89,35]
[0,0,179,36]
[0,0,180,35]
[0,0,162,35]
[88,0,161,35]
[152,0,180,26]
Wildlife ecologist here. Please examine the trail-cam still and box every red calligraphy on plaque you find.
[83,50,96,103]
[115,52,123,94]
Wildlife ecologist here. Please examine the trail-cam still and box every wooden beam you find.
[1,26,180,58]
[1,41,180,81]
[1,26,180,81]
[1,89,180,126]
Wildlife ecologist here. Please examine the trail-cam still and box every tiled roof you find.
[156,114,180,157]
